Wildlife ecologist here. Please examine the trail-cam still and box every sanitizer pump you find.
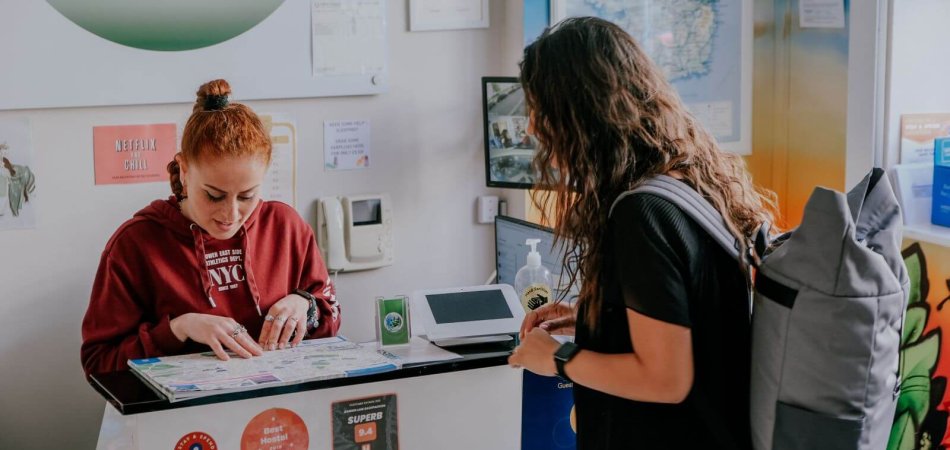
[514,239,553,312]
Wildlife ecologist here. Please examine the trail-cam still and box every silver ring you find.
[265,314,275,322]
[231,324,246,338]
[275,315,285,324]
[289,317,298,323]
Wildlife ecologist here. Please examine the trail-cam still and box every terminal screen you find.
[426,290,514,324]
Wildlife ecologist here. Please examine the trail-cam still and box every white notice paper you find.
[312,0,386,77]
[799,0,846,29]
[325,120,371,171]
[891,163,934,227]
[260,114,297,207]
[410,0,489,31]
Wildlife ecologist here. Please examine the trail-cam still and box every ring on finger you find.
[275,315,285,324]
[289,317,298,323]
[265,314,275,322]
[231,323,246,338]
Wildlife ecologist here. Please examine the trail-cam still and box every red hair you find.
[167,79,271,199]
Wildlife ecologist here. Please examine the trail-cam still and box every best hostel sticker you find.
[241,408,309,450]
[332,394,398,450]
[174,431,217,450]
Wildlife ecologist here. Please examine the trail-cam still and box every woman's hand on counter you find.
[258,294,309,350]
[519,302,576,339]
[509,327,559,376]
[169,313,264,361]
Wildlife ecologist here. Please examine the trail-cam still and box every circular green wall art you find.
[46,0,284,51]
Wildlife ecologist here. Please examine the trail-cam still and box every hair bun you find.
[203,94,229,111]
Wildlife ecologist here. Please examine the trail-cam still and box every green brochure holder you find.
[375,295,411,347]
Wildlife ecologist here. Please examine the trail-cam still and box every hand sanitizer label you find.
[522,284,552,312]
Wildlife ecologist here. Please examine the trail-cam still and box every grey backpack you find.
[613,168,907,450]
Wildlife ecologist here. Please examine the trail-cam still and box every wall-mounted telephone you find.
[316,193,394,272]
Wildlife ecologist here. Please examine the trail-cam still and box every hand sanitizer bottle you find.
[515,239,553,312]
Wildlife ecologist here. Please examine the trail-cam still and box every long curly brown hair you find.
[521,17,778,329]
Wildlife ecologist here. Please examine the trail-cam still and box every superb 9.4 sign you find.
[332,394,398,450]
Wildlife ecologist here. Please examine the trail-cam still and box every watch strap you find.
[554,341,580,382]
[293,289,319,330]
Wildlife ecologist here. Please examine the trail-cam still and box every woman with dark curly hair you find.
[508,17,778,449]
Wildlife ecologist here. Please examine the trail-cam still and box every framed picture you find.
[482,76,540,189]
[409,0,489,31]
[525,0,753,155]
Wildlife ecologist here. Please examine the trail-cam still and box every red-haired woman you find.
[81,80,340,376]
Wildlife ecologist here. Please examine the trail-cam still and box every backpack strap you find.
[609,175,759,319]
[609,175,741,260]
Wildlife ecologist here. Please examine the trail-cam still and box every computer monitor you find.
[482,76,538,189]
[494,215,575,301]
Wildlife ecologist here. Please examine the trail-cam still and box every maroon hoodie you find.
[81,197,340,375]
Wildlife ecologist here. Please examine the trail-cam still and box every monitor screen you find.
[425,290,514,324]
[482,76,538,189]
[494,216,575,300]
[351,198,381,226]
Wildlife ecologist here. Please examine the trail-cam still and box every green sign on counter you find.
[375,296,410,347]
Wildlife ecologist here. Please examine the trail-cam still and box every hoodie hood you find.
[132,196,265,315]
[134,196,263,238]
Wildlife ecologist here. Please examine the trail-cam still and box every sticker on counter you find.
[522,371,576,449]
[241,408,309,450]
[174,431,217,450]
[332,394,398,450]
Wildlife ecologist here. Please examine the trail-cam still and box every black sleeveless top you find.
[573,193,752,450]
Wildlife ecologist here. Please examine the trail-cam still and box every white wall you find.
[845,0,888,188]
[0,2,515,448]
[883,0,950,168]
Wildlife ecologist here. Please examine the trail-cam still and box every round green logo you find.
[47,0,284,51]
[383,312,404,333]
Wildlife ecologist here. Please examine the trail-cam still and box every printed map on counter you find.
[129,336,400,402]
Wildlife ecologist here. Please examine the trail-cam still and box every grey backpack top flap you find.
[849,168,908,291]
[763,168,907,297]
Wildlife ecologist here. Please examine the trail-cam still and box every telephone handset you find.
[316,193,394,272]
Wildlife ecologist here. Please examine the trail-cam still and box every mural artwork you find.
[890,243,950,450]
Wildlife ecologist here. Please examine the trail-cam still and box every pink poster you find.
[93,123,176,185]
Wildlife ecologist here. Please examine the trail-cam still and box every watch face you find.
[556,342,579,361]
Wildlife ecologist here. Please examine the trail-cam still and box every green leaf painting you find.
[905,306,929,347]
[888,243,943,450]
[900,331,940,426]
[891,412,917,450]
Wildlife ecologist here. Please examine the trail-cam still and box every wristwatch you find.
[554,341,582,382]
[293,289,319,330]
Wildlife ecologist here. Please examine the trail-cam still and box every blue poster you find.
[523,0,550,46]
[521,371,576,450]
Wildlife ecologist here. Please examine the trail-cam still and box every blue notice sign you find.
[521,371,576,450]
